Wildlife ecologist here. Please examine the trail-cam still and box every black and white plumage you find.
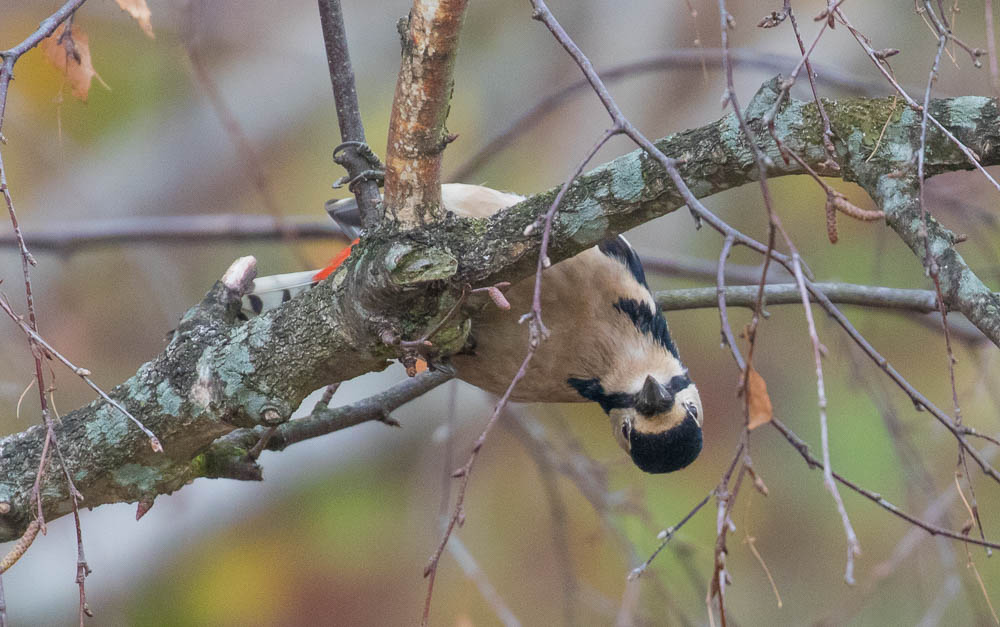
[243,183,703,473]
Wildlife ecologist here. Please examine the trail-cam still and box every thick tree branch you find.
[864,174,1000,347]
[383,0,469,226]
[2,83,1000,541]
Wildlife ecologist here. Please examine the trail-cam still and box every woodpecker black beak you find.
[628,412,702,473]
[635,374,674,416]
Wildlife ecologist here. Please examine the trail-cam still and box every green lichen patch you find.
[941,96,992,131]
[84,404,132,449]
[112,463,160,495]
[157,380,183,416]
[385,243,459,285]
[559,195,609,247]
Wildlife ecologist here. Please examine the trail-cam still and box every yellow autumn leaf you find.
[746,366,773,430]
[41,24,108,102]
[116,0,155,39]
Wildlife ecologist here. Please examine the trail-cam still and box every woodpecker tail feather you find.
[239,270,321,320]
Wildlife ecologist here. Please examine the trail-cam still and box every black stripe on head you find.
[613,298,679,359]
[629,413,702,473]
[567,377,633,413]
[598,236,648,288]
[668,374,691,395]
[248,294,264,314]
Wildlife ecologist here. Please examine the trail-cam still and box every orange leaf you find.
[41,24,108,102]
[115,0,155,39]
[746,366,773,430]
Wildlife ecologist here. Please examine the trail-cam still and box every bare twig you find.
[0,215,351,251]
[629,491,713,580]
[792,253,862,584]
[770,418,1000,551]
[720,0,860,583]
[448,48,885,181]
[656,282,994,316]
[422,125,616,627]
[0,293,162,451]
[987,0,1000,96]
[421,349,535,627]
[0,6,94,613]
[508,413,576,627]
[0,0,90,132]
[317,0,383,226]
[914,10,989,554]
[209,370,454,463]
[836,7,1000,193]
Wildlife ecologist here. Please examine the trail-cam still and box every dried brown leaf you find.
[116,0,155,38]
[41,24,108,102]
[746,366,773,430]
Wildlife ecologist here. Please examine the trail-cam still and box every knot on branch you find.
[384,241,458,286]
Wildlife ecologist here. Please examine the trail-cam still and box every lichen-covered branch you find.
[2,81,999,541]
[383,0,469,226]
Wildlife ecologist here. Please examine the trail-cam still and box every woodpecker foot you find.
[332,169,385,193]
[331,141,384,192]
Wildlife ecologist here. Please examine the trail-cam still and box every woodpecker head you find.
[614,373,703,473]
[567,371,703,473]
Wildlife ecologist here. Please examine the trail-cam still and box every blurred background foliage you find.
[1,0,999,624]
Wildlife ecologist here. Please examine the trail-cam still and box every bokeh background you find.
[1,0,999,624]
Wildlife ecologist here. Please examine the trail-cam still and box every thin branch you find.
[317,0,383,226]
[208,370,453,465]
[0,215,350,251]
[0,0,90,132]
[836,7,1000,193]
[987,0,1000,97]
[770,417,1000,551]
[0,293,162,451]
[449,48,886,181]
[508,414,576,627]
[656,282,992,315]
[629,491,713,580]
[422,124,616,627]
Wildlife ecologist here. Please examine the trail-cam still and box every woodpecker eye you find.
[684,402,700,425]
[621,420,630,441]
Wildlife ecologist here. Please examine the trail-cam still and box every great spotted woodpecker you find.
[242,184,703,473]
